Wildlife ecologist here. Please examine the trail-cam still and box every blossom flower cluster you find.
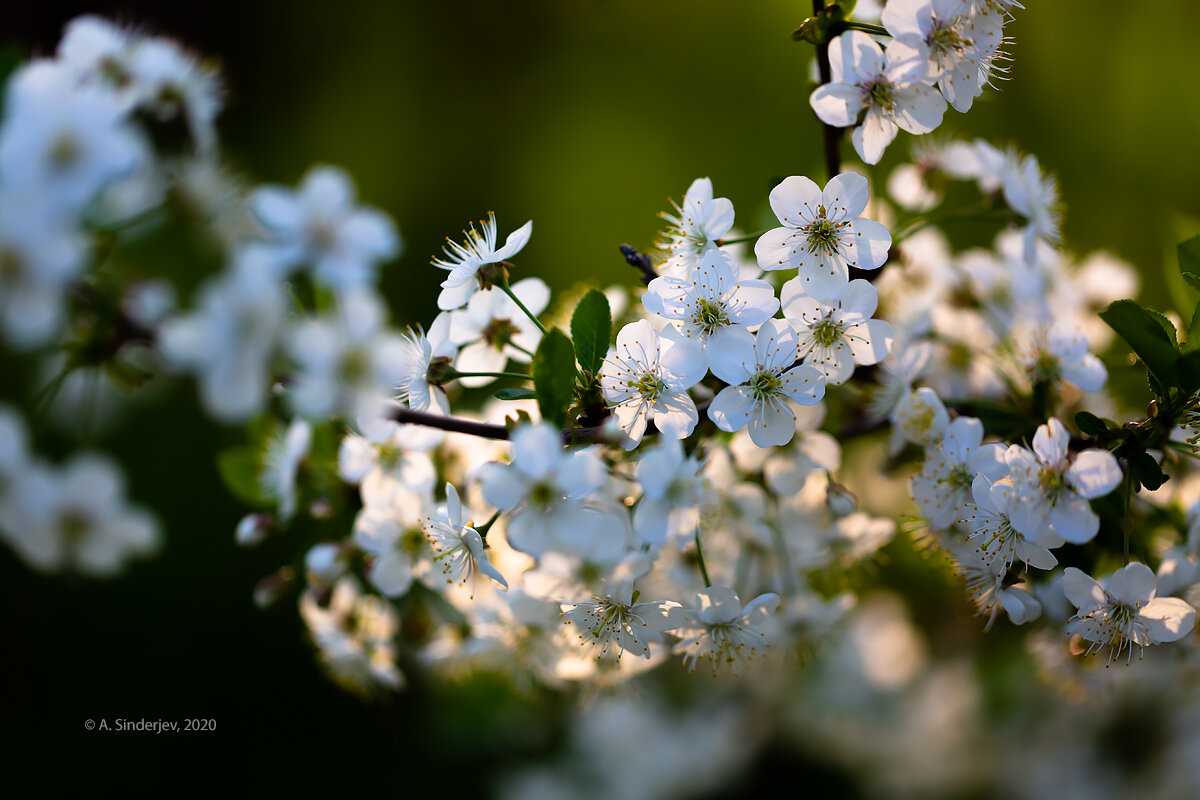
[2,14,1199,787]
[811,0,1014,165]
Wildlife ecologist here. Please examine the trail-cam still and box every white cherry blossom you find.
[910,416,1008,529]
[810,31,947,164]
[449,279,548,387]
[962,474,1058,571]
[600,320,707,448]
[883,0,1007,113]
[642,248,777,356]
[656,177,736,276]
[1006,417,1123,544]
[707,318,827,447]
[1063,563,1195,665]
[432,212,532,310]
[668,586,781,675]
[559,554,683,660]
[251,165,400,291]
[754,172,892,301]
[476,423,606,556]
[422,483,507,595]
[781,278,894,385]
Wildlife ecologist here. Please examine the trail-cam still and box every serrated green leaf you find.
[1188,301,1200,353]
[1146,308,1179,346]
[1178,350,1200,394]
[1100,299,1180,393]
[533,328,576,427]
[1074,411,1110,436]
[217,446,266,506]
[1180,235,1200,275]
[494,388,537,401]
[570,289,612,378]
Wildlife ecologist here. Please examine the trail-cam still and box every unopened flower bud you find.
[235,513,275,547]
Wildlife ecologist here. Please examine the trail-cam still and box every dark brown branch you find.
[390,400,714,447]
[620,244,658,285]
[812,0,842,183]
[391,405,510,440]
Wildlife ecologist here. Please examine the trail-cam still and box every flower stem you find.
[716,230,768,246]
[1123,464,1133,567]
[497,279,548,336]
[509,342,535,358]
[452,370,531,382]
[694,529,712,588]
[844,22,890,36]
[893,204,1012,243]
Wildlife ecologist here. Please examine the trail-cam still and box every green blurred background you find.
[5,0,1200,793]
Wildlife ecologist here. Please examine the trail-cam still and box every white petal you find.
[511,423,561,480]
[754,227,802,272]
[1033,418,1070,465]
[493,220,533,262]
[652,391,699,440]
[695,585,742,625]
[846,319,893,365]
[1140,597,1196,644]
[1047,492,1099,544]
[1061,566,1106,610]
[1066,450,1123,499]
[708,386,755,433]
[822,172,870,221]
[810,82,866,128]
[892,83,947,134]
[852,110,897,165]
[768,176,822,227]
[846,218,892,272]
[829,31,884,85]
[1105,562,1157,607]
[478,463,528,511]
[749,398,797,447]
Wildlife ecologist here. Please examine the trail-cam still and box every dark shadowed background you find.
[4,1,1200,794]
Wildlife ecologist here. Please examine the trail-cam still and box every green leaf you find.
[1074,411,1111,436]
[494,388,537,401]
[217,446,266,506]
[1147,309,1179,346]
[1186,300,1200,353]
[533,327,576,427]
[1179,235,1200,276]
[1183,272,1200,293]
[570,289,612,378]
[1178,350,1200,394]
[1100,299,1180,392]
[1129,450,1168,491]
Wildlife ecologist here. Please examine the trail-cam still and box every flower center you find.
[1030,349,1061,383]
[401,528,425,553]
[802,212,847,257]
[1038,466,1067,501]
[929,21,972,58]
[811,318,845,347]
[748,368,783,402]
[0,247,22,289]
[529,480,557,508]
[692,297,730,335]
[631,372,666,402]
[341,347,372,385]
[376,443,402,472]
[866,80,895,111]
[48,133,81,170]
[482,317,519,349]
